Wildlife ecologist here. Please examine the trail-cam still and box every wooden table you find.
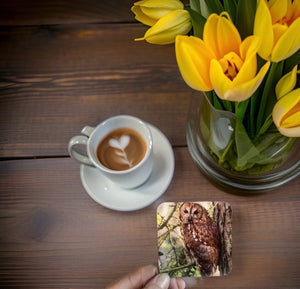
[0,1,299,288]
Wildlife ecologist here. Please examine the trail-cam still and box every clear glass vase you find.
[186,92,300,192]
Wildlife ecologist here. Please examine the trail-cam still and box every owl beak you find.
[188,216,193,222]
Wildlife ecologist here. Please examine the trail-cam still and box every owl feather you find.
[179,202,220,277]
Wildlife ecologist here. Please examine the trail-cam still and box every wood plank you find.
[0,152,299,288]
[0,24,192,158]
[0,0,136,25]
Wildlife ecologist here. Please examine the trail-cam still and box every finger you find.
[168,277,186,289]
[106,264,158,289]
[144,273,170,289]
[177,278,186,289]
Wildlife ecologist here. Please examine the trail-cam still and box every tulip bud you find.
[131,0,184,26]
[135,9,192,45]
[273,88,300,137]
[275,65,299,99]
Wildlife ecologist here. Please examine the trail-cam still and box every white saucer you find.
[80,124,175,211]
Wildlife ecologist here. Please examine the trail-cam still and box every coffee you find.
[97,127,147,171]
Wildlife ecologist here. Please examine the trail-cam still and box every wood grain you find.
[0,0,135,25]
[1,1,299,288]
[0,154,299,288]
[0,24,191,158]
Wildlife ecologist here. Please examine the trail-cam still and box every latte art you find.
[109,135,133,167]
[97,128,147,171]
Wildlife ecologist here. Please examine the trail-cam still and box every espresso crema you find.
[97,128,147,171]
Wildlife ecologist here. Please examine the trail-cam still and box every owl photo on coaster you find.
[179,202,220,277]
[157,201,232,278]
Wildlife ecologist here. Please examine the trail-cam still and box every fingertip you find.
[170,277,186,289]
[143,264,159,275]
[139,264,159,285]
[176,278,186,289]
[145,273,170,289]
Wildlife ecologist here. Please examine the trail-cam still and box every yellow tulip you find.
[254,0,300,62]
[175,35,215,91]
[135,10,192,45]
[131,0,184,26]
[275,65,299,99]
[175,13,270,101]
[273,88,300,137]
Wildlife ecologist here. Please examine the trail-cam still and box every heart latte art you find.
[97,128,147,171]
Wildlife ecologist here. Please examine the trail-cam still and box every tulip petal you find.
[275,65,299,99]
[131,5,157,26]
[292,0,300,20]
[176,35,214,91]
[140,0,183,19]
[271,17,300,62]
[273,88,300,137]
[233,53,257,86]
[140,10,192,45]
[140,6,175,19]
[131,0,184,26]
[276,126,300,137]
[135,0,183,10]
[210,59,233,99]
[233,36,260,86]
[281,111,300,128]
[254,0,274,60]
[211,60,270,102]
[204,13,241,59]
[239,35,260,60]
[268,0,288,23]
[272,23,288,49]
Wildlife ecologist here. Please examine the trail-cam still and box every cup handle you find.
[68,126,95,167]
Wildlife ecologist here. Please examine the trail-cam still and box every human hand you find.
[106,264,186,289]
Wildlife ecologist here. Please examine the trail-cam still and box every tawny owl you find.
[179,202,220,277]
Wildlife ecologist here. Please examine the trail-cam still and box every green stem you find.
[235,99,249,122]
[249,88,261,138]
[222,99,233,112]
[213,91,223,110]
[253,114,273,142]
[218,139,233,165]
[160,263,196,274]
[204,90,213,104]
[256,61,282,133]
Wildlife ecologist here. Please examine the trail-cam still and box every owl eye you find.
[194,210,199,215]
[184,209,188,214]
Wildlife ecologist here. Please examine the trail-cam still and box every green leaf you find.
[283,50,300,74]
[213,92,223,110]
[189,0,201,14]
[222,99,234,112]
[199,95,296,172]
[256,61,283,133]
[235,99,249,122]
[249,79,264,138]
[199,95,235,160]
[223,0,237,21]
[254,114,273,141]
[235,0,256,39]
[185,7,206,38]
[201,0,224,16]
[205,91,213,104]
[199,0,210,18]
[234,119,260,168]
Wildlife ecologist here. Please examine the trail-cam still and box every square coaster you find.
[157,202,232,278]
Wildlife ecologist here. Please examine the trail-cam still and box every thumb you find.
[144,273,170,289]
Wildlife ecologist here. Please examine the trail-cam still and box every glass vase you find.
[186,92,300,192]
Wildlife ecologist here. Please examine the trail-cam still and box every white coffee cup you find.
[68,115,153,189]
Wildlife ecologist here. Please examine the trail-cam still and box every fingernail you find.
[154,273,170,289]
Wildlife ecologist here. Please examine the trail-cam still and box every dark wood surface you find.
[0,1,299,288]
